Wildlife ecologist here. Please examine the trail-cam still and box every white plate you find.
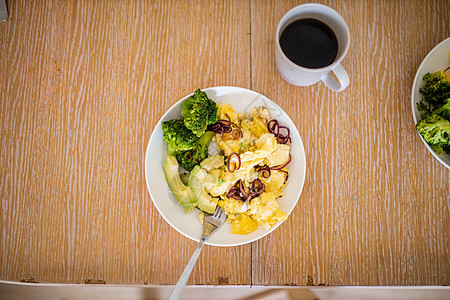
[411,37,450,170]
[144,86,307,246]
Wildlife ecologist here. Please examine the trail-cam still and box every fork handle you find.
[169,236,206,300]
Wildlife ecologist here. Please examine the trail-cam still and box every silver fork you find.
[169,205,227,300]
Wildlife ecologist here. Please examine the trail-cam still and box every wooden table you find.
[0,0,449,286]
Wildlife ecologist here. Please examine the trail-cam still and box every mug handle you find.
[321,63,350,92]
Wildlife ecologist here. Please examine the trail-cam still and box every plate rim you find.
[144,86,307,246]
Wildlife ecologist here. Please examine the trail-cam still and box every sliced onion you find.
[239,179,249,198]
[222,128,242,141]
[267,119,291,144]
[218,118,231,124]
[267,119,277,131]
[246,179,265,202]
[246,192,257,202]
[226,180,246,201]
[270,154,291,170]
[232,128,243,139]
[209,117,243,140]
[257,166,271,178]
[256,155,291,181]
[227,152,241,173]
[278,169,289,181]
[227,186,244,201]
[217,119,240,129]
[251,178,265,194]
[226,179,265,202]
[208,121,232,134]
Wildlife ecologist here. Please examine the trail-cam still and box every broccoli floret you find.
[205,97,218,125]
[417,100,431,119]
[181,95,208,137]
[175,131,215,171]
[432,98,450,121]
[419,71,450,105]
[443,143,450,154]
[181,89,218,137]
[429,143,450,155]
[161,119,198,155]
[416,114,450,153]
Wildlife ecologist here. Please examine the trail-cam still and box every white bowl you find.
[411,37,450,170]
[144,86,307,246]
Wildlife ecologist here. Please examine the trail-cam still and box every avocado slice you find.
[188,165,218,214]
[163,156,197,212]
[200,155,224,171]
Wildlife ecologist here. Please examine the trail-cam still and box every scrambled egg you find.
[203,104,290,235]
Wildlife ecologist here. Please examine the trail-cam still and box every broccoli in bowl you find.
[415,70,450,155]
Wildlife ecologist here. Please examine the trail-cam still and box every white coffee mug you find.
[275,4,350,92]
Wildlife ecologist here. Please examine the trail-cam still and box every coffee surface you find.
[280,18,338,69]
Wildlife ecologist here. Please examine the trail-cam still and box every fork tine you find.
[213,205,222,217]
[219,214,225,222]
[217,208,225,221]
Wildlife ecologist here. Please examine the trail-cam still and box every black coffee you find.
[279,18,338,69]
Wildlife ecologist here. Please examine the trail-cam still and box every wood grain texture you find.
[251,0,449,286]
[0,0,251,285]
[0,0,449,286]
